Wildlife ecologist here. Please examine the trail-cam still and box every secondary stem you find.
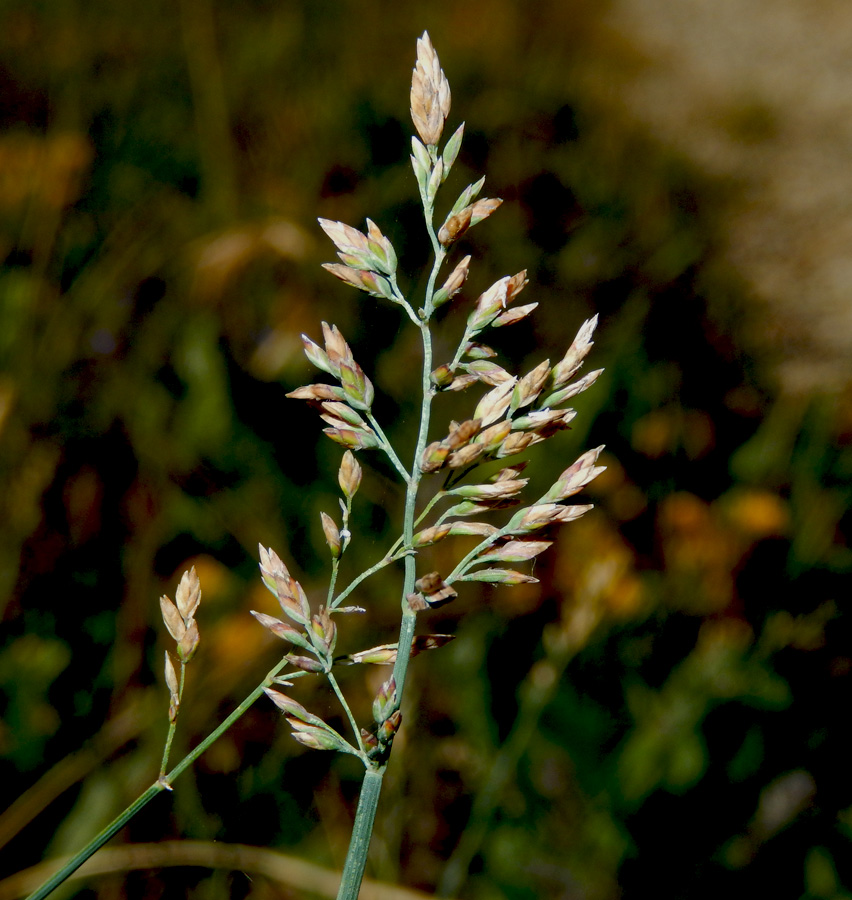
[24,656,292,900]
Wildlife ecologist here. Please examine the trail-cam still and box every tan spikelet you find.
[411,32,451,147]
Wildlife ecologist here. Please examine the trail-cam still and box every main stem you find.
[335,278,438,900]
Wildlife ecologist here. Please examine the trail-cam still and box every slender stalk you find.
[328,671,367,755]
[332,553,398,609]
[366,411,411,484]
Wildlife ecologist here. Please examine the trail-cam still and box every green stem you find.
[326,556,341,608]
[24,656,291,900]
[332,553,398,610]
[334,190,444,897]
[366,411,411,484]
[327,671,366,755]
[24,783,168,900]
[335,767,385,900]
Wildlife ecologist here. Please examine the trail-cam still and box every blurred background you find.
[2,1,852,898]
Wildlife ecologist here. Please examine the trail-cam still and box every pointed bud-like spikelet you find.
[372,676,398,724]
[438,204,472,247]
[250,611,312,651]
[322,263,394,299]
[516,502,595,532]
[361,728,379,753]
[420,440,451,473]
[175,567,201,620]
[476,540,552,564]
[321,322,354,373]
[442,498,489,519]
[412,524,453,547]
[413,572,457,607]
[449,479,528,501]
[545,445,607,501]
[339,643,400,665]
[462,568,539,585]
[492,461,529,480]
[300,334,334,375]
[407,592,430,612]
[177,617,200,662]
[468,277,510,333]
[529,410,577,441]
[539,369,603,408]
[318,217,371,257]
[448,374,479,391]
[411,31,451,147]
[511,361,551,413]
[364,219,398,276]
[551,369,604,405]
[319,400,366,429]
[324,425,380,451]
[474,379,517,427]
[310,607,337,656]
[448,175,486,219]
[411,134,432,179]
[465,341,497,359]
[516,503,564,531]
[493,302,539,329]
[286,654,326,673]
[470,197,502,226]
[411,633,456,655]
[264,687,312,720]
[339,360,375,410]
[465,360,513,386]
[496,431,535,458]
[440,199,502,244]
[430,364,454,388]
[271,572,311,626]
[448,521,499,537]
[432,255,471,308]
[511,408,567,432]
[447,442,486,469]
[505,270,529,304]
[338,450,362,500]
[290,730,333,751]
[441,122,465,179]
[446,418,482,449]
[258,545,289,593]
[377,709,402,745]
[286,384,345,402]
[160,595,185,642]
[164,651,179,722]
[552,315,599,387]
[320,512,341,559]
[475,420,512,451]
[426,158,444,203]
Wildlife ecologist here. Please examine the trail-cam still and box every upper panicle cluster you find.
[423,314,604,474]
[410,31,451,148]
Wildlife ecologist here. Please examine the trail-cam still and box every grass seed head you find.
[410,31,451,147]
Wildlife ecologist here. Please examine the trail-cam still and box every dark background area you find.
[2,2,852,898]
